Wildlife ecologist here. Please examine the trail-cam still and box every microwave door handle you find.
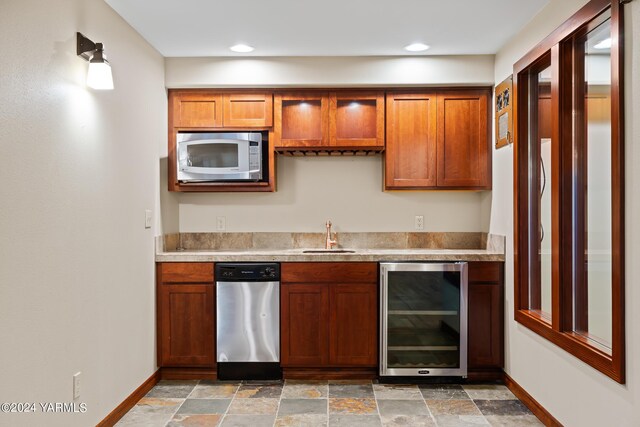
[184,138,244,146]
[181,166,241,174]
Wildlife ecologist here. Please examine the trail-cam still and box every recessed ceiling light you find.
[230,44,254,53]
[404,43,430,52]
[594,38,612,49]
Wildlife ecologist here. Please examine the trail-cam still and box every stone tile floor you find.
[116,380,543,427]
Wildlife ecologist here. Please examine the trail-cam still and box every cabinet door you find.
[329,284,378,366]
[385,92,438,189]
[223,93,273,127]
[171,92,223,128]
[329,92,384,148]
[274,92,330,149]
[159,284,215,367]
[281,284,330,366]
[468,283,503,368]
[436,90,491,189]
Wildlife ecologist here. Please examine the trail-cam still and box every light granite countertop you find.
[155,232,505,263]
[155,249,504,262]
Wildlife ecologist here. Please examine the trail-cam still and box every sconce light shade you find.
[77,32,114,90]
[87,45,113,90]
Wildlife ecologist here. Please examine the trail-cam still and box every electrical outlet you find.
[73,372,81,400]
[145,210,152,229]
[216,216,226,231]
[415,215,424,230]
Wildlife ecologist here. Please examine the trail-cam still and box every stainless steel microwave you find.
[177,132,263,182]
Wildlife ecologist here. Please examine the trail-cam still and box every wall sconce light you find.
[76,32,114,90]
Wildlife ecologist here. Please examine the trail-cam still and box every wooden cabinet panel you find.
[281,284,330,366]
[282,263,377,284]
[385,92,438,189]
[329,284,377,366]
[223,93,273,127]
[436,90,491,189]
[274,92,330,148]
[468,283,503,368]
[467,261,504,370]
[160,263,214,283]
[159,284,215,367]
[468,262,502,283]
[329,92,385,148]
[172,92,223,128]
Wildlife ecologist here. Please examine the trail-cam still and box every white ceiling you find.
[105,0,549,57]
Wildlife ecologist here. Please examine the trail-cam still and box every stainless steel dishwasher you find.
[215,263,281,380]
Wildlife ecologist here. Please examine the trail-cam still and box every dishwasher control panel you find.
[215,263,280,281]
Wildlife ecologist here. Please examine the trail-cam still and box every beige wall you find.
[0,0,166,426]
[166,55,496,233]
[180,156,489,232]
[491,0,640,425]
[164,55,495,88]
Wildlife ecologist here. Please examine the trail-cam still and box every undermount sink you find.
[302,249,356,254]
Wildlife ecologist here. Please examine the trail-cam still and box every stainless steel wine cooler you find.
[380,262,468,377]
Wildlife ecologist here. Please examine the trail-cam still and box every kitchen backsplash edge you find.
[157,232,505,253]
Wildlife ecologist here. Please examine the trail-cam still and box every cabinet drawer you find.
[282,263,377,283]
[159,263,214,283]
[468,262,502,283]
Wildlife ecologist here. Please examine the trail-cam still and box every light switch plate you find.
[415,215,424,230]
[145,210,152,229]
[216,216,226,231]
[73,372,81,399]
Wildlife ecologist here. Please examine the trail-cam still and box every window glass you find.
[526,60,553,320]
[575,15,613,351]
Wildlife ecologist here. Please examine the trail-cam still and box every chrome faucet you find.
[325,220,338,250]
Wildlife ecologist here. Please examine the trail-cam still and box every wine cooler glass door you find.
[380,263,468,377]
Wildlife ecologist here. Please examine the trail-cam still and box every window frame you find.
[513,0,625,383]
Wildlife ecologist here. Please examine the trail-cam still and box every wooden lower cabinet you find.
[157,263,216,369]
[155,261,502,381]
[467,262,504,376]
[329,284,377,366]
[281,284,330,366]
[280,263,378,377]
[468,283,503,368]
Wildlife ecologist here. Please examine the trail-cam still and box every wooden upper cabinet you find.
[223,93,273,128]
[274,92,330,149]
[436,90,491,189]
[385,89,491,190]
[274,91,384,151]
[385,92,438,189]
[329,92,385,148]
[170,91,273,129]
[167,90,276,193]
[172,92,223,128]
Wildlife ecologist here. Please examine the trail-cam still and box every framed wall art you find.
[495,75,513,149]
